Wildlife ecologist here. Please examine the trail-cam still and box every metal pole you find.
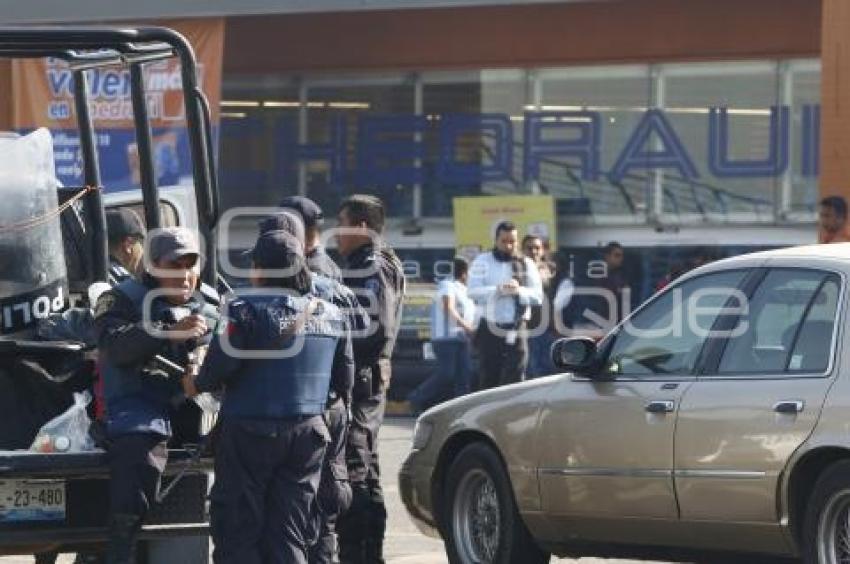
[413,73,423,218]
[130,63,161,230]
[298,80,308,197]
[651,65,665,221]
[528,69,542,195]
[73,69,108,284]
[169,32,217,287]
[779,61,793,221]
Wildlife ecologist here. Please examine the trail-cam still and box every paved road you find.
[0,417,750,563]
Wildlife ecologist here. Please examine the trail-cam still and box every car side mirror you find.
[551,337,598,374]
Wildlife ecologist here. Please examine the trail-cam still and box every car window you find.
[788,275,840,373]
[716,269,839,375]
[603,270,748,378]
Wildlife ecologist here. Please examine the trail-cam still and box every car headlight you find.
[411,419,434,451]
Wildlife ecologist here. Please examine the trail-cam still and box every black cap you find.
[106,208,145,244]
[148,227,201,264]
[279,196,324,228]
[258,210,305,247]
[250,230,303,270]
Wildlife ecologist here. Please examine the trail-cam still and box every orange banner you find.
[8,19,224,189]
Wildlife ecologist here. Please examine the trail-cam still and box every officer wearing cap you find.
[334,195,405,564]
[280,195,342,281]
[93,227,219,564]
[105,208,146,285]
[261,206,367,563]
[183,229,354,564]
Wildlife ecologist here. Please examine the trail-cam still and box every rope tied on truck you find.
[0,185,100,234]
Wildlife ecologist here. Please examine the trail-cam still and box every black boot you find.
[105,513,141,564]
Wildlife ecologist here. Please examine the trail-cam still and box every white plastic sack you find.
[29,391,95,453]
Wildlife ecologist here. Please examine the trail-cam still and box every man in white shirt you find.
[468,221,544,390]
[407,257,475,413]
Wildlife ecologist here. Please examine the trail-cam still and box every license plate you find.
[0,480,66,522]
[422,342,435,360]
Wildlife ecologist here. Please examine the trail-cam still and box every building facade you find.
[2,0,846,297]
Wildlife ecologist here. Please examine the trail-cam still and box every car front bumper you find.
[399,450,440,539]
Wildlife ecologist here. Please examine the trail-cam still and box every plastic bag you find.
[29,391,95,453]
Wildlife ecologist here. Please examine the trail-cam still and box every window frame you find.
[582,267,755,383]
[697,266,846,381]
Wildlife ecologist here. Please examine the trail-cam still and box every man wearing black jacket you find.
[334,195,405,564]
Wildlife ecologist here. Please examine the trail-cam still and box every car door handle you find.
[774,400,804,414]
[645,400,675,414]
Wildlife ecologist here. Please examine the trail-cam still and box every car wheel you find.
[803,460,850,564]
[442,442,549,564]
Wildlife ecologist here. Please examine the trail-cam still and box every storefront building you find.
[3,0,848,296]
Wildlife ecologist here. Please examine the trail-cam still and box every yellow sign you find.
[452,195,557,259]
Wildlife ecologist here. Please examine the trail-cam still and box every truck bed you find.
[0,449,213,554]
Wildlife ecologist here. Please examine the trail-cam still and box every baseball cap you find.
[258,209,306,248]
[106,208,146,244]
[249,230,304,270]
[148,227,201,264]
[279,196,324,228]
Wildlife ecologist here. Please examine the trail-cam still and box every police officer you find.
[185,229,354,564]
[334,195,405,564]
[280,195,342,281]
[263,203,367,563]
[105,208,146,285]
[94,227,218,564]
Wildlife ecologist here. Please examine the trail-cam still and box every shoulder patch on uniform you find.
[93,292,117,319]
[228,299,256,325]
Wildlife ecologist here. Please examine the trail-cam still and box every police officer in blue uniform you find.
[105,208,146,285]
[185,229,354,564]
[280,195,342,281]
[94,227,218,564]
[334,195,405,564]
[262,201,367,563]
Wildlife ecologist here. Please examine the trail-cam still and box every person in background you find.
[573,242,629,336]
[280,195,343,281]
[655,247,717,293]
[551,251,577,337]
[818,195,850,243]
[468,221,543,390]
[407,256,475,413]
[105,208,146,285]
[522,234,556,378]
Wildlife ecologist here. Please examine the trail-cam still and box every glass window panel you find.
[662,62,780,222]
[421,69,528,217]
[538,66,653,219]
[604,270,747,377]
[307,75,415,218]
[789,60,821,216]
[717,269,828,375]
[219,76,299,209]
[788,275,839,373]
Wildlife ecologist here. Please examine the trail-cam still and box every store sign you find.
[280,105,820,186]
[10,19,225,190]
[452,195,557,255]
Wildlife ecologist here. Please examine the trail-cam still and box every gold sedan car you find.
[400,244,850,564]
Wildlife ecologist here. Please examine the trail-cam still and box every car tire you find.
[441,442,549,564]
[802,459,850,564]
